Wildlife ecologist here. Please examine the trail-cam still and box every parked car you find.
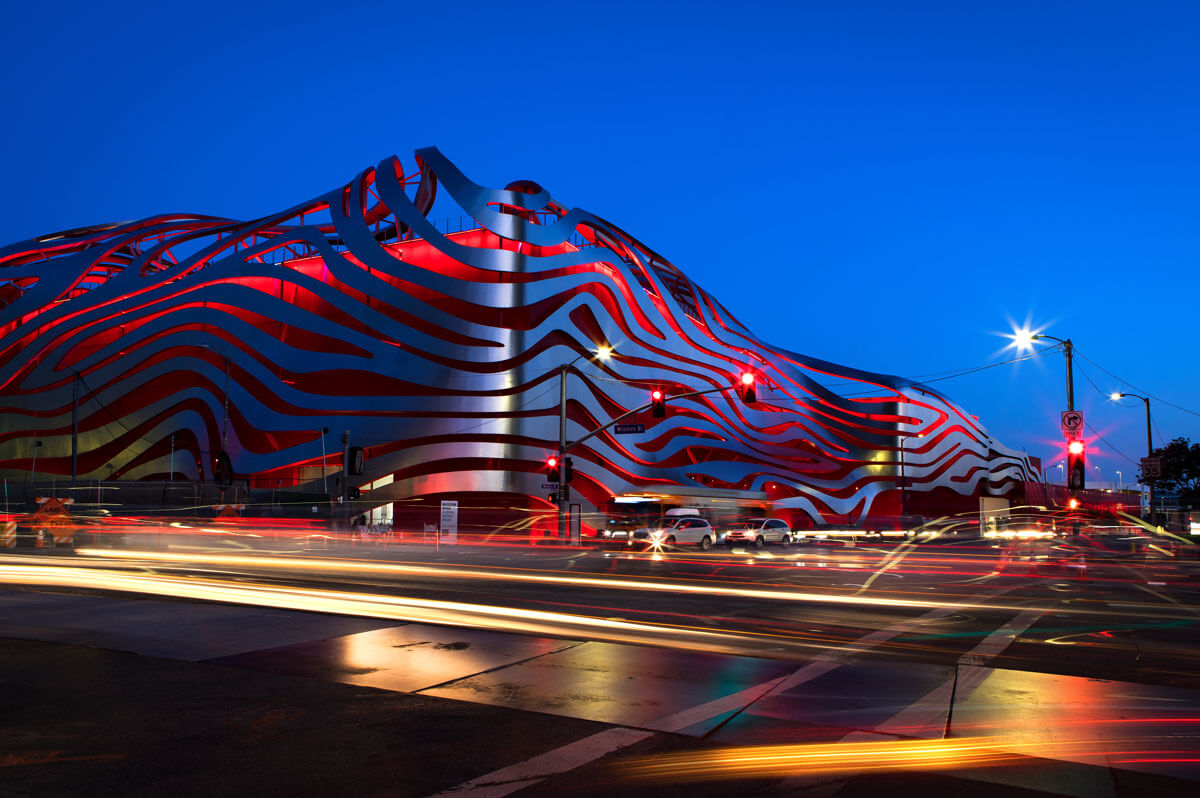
[630,516,716,550]
[721,518,792,549]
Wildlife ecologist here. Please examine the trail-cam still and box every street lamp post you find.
[898,433,923,517]
[1055,463,1065,483]
[30,440,42,483]
[1116,470,1123,492]
[1111,392,1154,523]
[1094,465,1102,486]
[1030,334,1075,411]
[555,346,612,543]
[320,427,330,496]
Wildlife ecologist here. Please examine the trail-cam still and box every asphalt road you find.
[47,533,1200,688]
[2,533,1199,796]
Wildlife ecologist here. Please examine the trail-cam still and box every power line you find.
[835,348,1051,398]
[1084,420,1140,467]
[1074,349,1200,419]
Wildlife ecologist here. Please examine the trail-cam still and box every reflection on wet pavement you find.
[212,624,581,693]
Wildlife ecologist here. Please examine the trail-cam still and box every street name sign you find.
[614,424,645,434]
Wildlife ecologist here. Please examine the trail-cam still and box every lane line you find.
[875,609,1045,736]
[432,603,965,797]
[773,607,1046,792]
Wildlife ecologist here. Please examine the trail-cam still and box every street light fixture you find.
[1111,391,1154,522]
[1116,470,1123,492]
[1055,463,1065,483]
[556,345,613,542]
[1019,333,1075,411]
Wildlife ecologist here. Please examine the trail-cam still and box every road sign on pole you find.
[1061,410,1083,437]
[614,424,645,434]
[439,500,458,545]
[1141,457,1162,479]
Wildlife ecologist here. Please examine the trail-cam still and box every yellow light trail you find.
[72,547,1037,614]
[10,548,1190,623]
[0,562,842,659]
[612,736,1105,782]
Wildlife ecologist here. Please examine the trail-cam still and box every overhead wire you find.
[1074,349,1200,419]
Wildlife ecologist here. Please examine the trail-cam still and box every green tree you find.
[1142,437,1200,506]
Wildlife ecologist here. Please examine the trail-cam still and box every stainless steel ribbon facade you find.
[0,147,1035,524]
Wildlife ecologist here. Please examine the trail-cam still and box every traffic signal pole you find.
[557,363,568,541]
[554,376,756,545]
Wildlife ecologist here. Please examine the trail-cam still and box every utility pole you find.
[71,372,79,486]
[1143,396,1155,524]
[1063,338,1074,412]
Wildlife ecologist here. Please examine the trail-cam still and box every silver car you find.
[630,516,716,550]
[721,518,792,549]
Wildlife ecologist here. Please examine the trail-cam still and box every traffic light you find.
[214,450,232,486]
[651,389,666,418]
[346,446,365,476]
[545,456,560,483]
[738,372,756,404]
[563,456,574,483]
[1067,438,1085,490]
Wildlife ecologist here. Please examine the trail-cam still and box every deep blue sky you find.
[3,0,1197,486]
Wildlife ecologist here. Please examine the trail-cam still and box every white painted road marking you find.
[772,608,1046,792]
[433,603,966,797]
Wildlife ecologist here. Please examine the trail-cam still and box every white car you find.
[630,516,716,550]
[721,518,792,549]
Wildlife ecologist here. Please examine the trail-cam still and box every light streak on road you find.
[71,547,1004,612]
[0,561,887,659]
[12,546,1192,624]
[611,731,1200,783]
[612,736,1045,781]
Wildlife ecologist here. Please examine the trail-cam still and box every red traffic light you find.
[1066,438,1085,490]
[1067,498,1080,509]
[545,456,560,482]
[738,372,756,404]
[546,456,558,468]
[651,389,666,418]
